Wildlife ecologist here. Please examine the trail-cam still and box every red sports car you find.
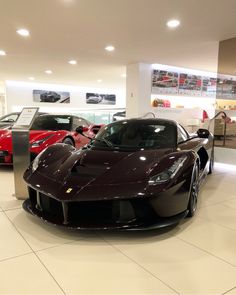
[0,114,102,164]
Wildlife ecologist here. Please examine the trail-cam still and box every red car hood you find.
[0,129,12,151]
[29,130,57,144]
[0,129,58,152]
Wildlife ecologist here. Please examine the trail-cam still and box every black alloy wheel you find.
[187,164,199,217]
[63,137,74,146]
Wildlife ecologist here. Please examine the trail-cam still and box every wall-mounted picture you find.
[178,74,202,96]
[202,77,217,97]
[152,70,178,94]
[86,93,116,105]
[216,78,236,99]
[33,90,70,103]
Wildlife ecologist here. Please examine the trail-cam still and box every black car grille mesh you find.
[28,187,157,228]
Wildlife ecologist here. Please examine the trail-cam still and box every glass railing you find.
[70,109,125,124]
[213,110,236,148]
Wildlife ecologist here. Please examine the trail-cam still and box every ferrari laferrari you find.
[23,118,214,230]
[0,114,102,164]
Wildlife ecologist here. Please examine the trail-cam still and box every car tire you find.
[63,138,74,146]
[187,164,199,218]
[208,148,214,174]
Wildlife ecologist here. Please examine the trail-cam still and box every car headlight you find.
[32,154,40,172]
[32,150,47,172]
[31,134,54,147]
[148,156,187,185]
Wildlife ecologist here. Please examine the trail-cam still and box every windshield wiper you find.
[92,137,114,148]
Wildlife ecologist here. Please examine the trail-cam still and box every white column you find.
[126,63,152,118]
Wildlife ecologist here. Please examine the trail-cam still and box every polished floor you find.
[0,163,236,295]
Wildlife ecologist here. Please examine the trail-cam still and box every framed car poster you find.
[86,93,116,105]
[152,70,178,94]
[178,74,202,96]
[202,77,217,97]
[216,77,236,99]
[33,90,70,103]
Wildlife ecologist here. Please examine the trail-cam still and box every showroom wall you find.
[125,63,216,131]
[5,80,126,113]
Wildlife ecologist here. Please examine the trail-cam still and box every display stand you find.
[12,108,39,200]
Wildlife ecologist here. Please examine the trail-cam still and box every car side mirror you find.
[75,126,89,134]
[197,128,210,138]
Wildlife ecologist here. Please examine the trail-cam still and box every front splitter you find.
[23,198,188,231]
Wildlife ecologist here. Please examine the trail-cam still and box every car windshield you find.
[31,115,72,131]
[0,114,19,122]
[92,120,176,150]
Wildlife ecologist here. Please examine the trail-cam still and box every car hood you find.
[28,130,57,143]
[26,147,174,201]
[41,148,171,183]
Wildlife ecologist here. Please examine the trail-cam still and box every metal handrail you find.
[142,112,156,118]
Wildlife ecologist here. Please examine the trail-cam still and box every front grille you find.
[28,187,157,228]
[0,151,11,163]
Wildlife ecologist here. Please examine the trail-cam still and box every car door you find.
[177,124,201,151]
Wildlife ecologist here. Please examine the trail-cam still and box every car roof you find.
[110,118,178,126]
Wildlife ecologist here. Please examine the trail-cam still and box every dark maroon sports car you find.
[23,118,214,230]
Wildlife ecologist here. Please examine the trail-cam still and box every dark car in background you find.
[0,112,47,129]
[40,91,61,103]
[23,118,214,231]
[0,112,20,128]
[112,110,126,121]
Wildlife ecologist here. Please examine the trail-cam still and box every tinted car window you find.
[0,114,19,122]
[92,120,176,150]
[177,125,189,143]
[73,117,89,129]
[31,115,72,131]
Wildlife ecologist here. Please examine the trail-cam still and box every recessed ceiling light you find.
[17,28,30,37]
[121,74,127,78]
[105,45,115,51]
[0,50,6,56]
[68,60,77,65]
[45,70,52,74]
[97,79,102,83]
[28,77,35,81]
[166,19,180,28]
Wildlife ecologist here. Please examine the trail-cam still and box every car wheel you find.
[63,138,74,146]
[208,148,214,174]
[187,164,199,217]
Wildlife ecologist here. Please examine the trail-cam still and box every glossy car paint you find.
[23,118,213,230]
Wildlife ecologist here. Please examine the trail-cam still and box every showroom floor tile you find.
[0,162,236,294]
[101,233,236,294]
[37,241,177,295]
[198,203,236,231]
[0,253,64,295]
[6,208,96,251]
[0,212,32,261]
[0,166,23,210]
[171,217,236,266]
[224,287,236,294]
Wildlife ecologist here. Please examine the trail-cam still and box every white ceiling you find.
[0,0,236,89]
